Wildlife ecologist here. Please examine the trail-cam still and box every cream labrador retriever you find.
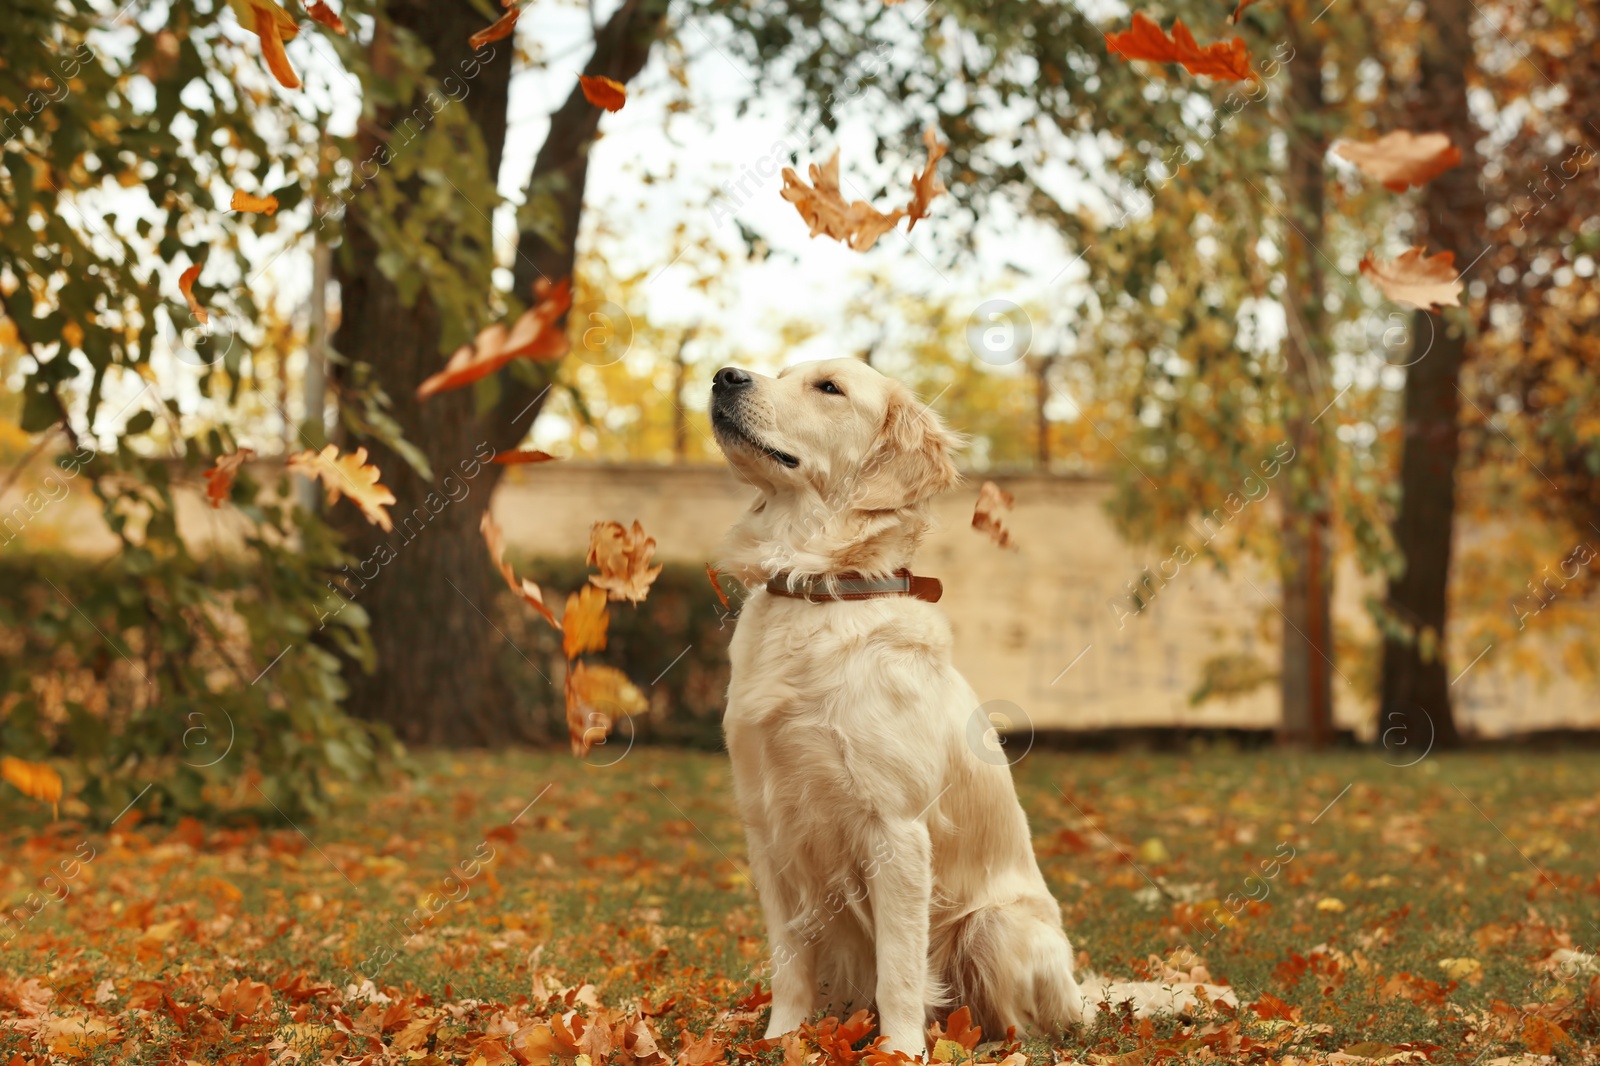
[711,357,1086,1055]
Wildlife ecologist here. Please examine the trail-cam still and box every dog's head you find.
[710,357,960,510]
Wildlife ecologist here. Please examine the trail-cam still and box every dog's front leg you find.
[867,821,933,1058]
[749,837,817,1038]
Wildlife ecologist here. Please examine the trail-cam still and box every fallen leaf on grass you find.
[231,189,279,215]
[972,480,1016,548]
[1521,1016,1570,1055]
[469,7,518,49]
[929,1006,981,1050]
[227,0,300,88]
[287,445,396,531]
[482,513,561,629]
[1,756,63,816]
[42,1016,117,1058]
[417,278,572,400]
[1334,130,1461,192]
[178,263,207,324]
[1439,957,1482,982]
[204,448,254,508]
[492,450,560,464]
[1317,896,1347,912]
[580,75,627,111]
[1105,12,1254,82]
[306,0,346,33]
[1359,247,1462,310]
[562,585,610,659]
[587,521,662,603]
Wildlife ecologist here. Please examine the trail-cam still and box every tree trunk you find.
[1278,17,1334,747]
[329,0,666,745]
[1378,0,1481,750]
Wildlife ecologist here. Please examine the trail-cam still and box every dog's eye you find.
[815,380,843,395]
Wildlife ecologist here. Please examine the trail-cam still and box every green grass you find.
[2,748,1596,1063]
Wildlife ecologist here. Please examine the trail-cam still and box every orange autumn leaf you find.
[705,564,731,610]
[1334,130,1462,192]
[586,520,662,604]
[905,127,947,232]
[417,278,572,400]
[178,263,207,325]
[286,444,397,531]
[930,1006,982,1050]
[204,448,254,509]
[469,7,518,49]
[492,450,560,465]
[1359,247,1463,311]
[781,152,907,252]
[230,189,279,215]
[227,0,301,88]
[2,756,63,817]
[1105,12,1253,82]
[972,480,1016,548]
[579,75,627,112]
[481,513,561,630]
[565,661,647,757]
[562,584,610,660]
[306,0,346,34]
[675,1028,726,1066]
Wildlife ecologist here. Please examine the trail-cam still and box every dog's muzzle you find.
[711,368,800,468]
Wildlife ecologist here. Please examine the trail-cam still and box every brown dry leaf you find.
[565,662,646,757]
[1359,247,1463,311]
[481,513,561,630]
[492,450,560,465]
[906,127,947,232]
[1,756,63,817]
[1105,12,1254,82]
[286,445,397,531]
[42,1016,117,1059]
[228,0,301,89]
[305,0,346,34]
[972,480,1016,548]
[579,75,627,112]
[231,189,279,215]
[781,152,907,252]
[417,278,572,400]
[586,520,662,603]
[178,263,207,324]
[204,448,254,509]
[705,564,731,610]
[676,1028,726,1066]
[562,585,610,660]
[469,7,518,49]
[1334,130,1462,192]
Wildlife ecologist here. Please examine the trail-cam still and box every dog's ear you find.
[848,386,962,510]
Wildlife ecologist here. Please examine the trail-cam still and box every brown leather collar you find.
[765,569,943,604]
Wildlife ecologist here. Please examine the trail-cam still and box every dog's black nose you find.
[713,367,752,391]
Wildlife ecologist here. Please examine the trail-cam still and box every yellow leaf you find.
[565,661,646,757]
[561,585,609,660]
[1439,957,1481,981]
[1,756,63,817]
[586,520,662,603]
[932,1039,967,1062]
[287,445,396,531]
[1316,897,1346,913]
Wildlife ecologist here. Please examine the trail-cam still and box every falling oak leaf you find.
[286,444,397,531]
[231,189,280,215]
[469,7,518,49]
[705,564,731,610]
[481,513,561,630]
[1,756,63,817]
[562,585,609,659]
[204,448,255,508]
[1359,247,1463,311]
[1105,12,1253,82]
[565,662,647,757]
[178,263,207,325]
[905,127,947,232]
[306,0,346,34]
[781,152,907,252]
[492,450,560,464]
[587,520,663,603]
[226,0,301,89]
[417,278,572,400]
[972,480,1016,548]
[1334,130,1462,192]
[579,75,627,112]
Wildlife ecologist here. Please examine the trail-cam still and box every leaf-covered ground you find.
[2,748,1597,1065]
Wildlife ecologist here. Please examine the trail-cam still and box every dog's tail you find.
[936,898,1086,1036]
[1074,973,1240,1020]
